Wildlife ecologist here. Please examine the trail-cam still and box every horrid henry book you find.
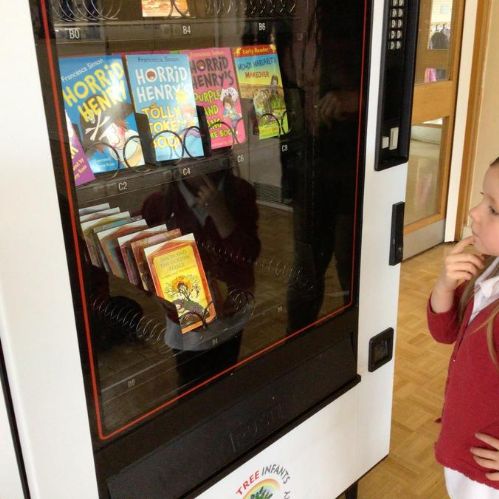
[144,234,216,333]
[59,55,144,173]
[232,44,288,140]
[126,53,204,162]
[184,47,246,148]
[65,111,95,186]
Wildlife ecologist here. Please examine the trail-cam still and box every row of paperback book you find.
[79,202,216,333]
[60,44,288,186]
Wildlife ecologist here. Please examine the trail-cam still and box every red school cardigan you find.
[427,287,499,489]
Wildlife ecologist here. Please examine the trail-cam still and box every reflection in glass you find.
[48,0,366,436]
[414,0,453,84]
[405,118,444,225]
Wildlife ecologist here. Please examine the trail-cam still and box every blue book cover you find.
[126,53,204,161]
[59,55,144,174]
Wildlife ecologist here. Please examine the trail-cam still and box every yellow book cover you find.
[145,234,216,333]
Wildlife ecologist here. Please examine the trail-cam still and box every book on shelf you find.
[232,44,288,139]
[126,53,204,162]
[141,0,190,17]
[144,234,216,333]
[91,215,144,271]
[131,228,182,291]
[117,224,168,285]
[80,207,120,223]
[65,111,95,186]
[183,47,246,148]
[97,219,148,278]
[81,212,130,267]
[78,203,110,216]
[59,55,145,173]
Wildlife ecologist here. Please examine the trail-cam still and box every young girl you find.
[428,157,499,498]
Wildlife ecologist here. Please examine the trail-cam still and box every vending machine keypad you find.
[388,0,405,51]
[376,0,419,170]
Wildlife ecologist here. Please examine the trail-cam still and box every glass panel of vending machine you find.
[29,0,372,495]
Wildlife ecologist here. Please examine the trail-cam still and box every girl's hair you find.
[457,156,499,367]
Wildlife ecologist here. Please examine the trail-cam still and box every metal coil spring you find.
[90,295,167,345]
[207,0,298,19]
[198,239,315,293]
[76,114,290,174]
[89,288,254,344]
[51,0,122,22]
[82,125,212,172]
[51,0,295,23]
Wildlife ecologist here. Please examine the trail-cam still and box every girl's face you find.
[469,165,499,256]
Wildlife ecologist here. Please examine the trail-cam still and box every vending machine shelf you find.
[53,17,298,44]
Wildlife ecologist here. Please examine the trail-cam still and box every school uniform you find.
[428,258,499,498]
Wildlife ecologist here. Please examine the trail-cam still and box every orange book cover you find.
[144,234,216,333]
[131,229,181,291]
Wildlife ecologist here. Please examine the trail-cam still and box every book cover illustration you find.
[78,203,110,216]
[59,55,144,173]
[117,224,167,285]
[81,212,130,267]
[144,234,216,333]
[65,111,95,186]
[184,47,246,148]
[126,53,204,161]
[141,0,190,17]
[131,229,181,291]
[232,45,288,139]
[97,219,148,278]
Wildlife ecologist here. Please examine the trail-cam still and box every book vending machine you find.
[0,0,418,497]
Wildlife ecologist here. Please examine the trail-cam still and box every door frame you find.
[452,0,491,240]
[405,0,466,237]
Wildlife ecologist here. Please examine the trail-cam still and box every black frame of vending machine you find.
[29,0,371,496]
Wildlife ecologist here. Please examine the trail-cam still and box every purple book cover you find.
[65,112,95,186]
[184,47,246,148]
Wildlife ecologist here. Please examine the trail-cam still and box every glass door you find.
[404,0,464,257]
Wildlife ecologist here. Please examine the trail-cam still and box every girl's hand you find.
[471,433,499,480]
[434,236,484,293]
[430,236,484,313]
[195,175,222,212]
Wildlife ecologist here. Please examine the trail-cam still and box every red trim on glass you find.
[40,0,106,439]
[40,0,369,441]
[352,0,369,296]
